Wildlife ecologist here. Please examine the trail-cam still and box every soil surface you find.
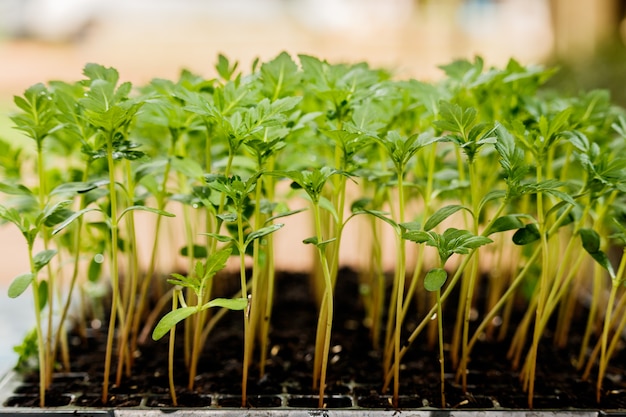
[4,269,626,410]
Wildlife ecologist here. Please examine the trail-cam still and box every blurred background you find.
[1,0,626,371]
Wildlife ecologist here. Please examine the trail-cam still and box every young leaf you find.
[486,215,525,235]
[52,207,101,235]
[424,268,448,292]
[303,236,337,250]
[117,206,176,222]
[424,205,469,231]
[512,223,540,245]
[204,248,233,281]
[202,232,235,244]
[588,251,616,280]
[8,273,35,298]
[354,209,401,235]
[244,223,284,247]
[203,297,248,311]
[179,244,208,259]
[579,228,600,254]
[33,249,57,272]
[152,307,197,341]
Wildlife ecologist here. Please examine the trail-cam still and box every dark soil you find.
[5,268,626,410]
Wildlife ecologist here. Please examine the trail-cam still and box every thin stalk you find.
[311,201,334,408]
[457,245,541,382]
[402,142,437,337]
[116,160,139,384]
[383,198,507,393]
[524,161,550,409]
[168,290,179,406]
[131,150,174,357]
[459,159,481,392]
[583,286,626,379]
[258,163,276,376]
[435,287,445,408]
[102,131,121,404]
[28,243,47,407]
[596,248,626,401]
[53,160,91,371]
[35,141,55,388]
[237,210,251,407]
[392,171,407,407]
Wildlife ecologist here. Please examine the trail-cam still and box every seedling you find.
[3,53,626,411]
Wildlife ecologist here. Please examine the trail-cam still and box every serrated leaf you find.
[424,205,468,231]
[424,268,448,292]
[33,249,57,272]
[152,307,197,340]
[8,273,34,298]
[204,248,233,280]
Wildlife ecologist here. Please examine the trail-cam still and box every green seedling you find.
[152,248,247,405]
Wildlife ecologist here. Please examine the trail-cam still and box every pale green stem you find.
[102,131,120,404]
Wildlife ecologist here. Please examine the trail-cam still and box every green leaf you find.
[589,251,616,280]
[403,230,434,245]
[180,244,208,259]
[152,307,197,341]
[33,249,57,272]
[118,206,175,222]
[52,207,101,235]
[486,215,525,235]
[512,223,540,245]
[203,297,248,311]
[42,200,74,227]
[424,268,448,292]
[424,205,469,231]
[202,232,235,243]
[265,208,307,224]
[244,223,284,247]
[318,196,339,223]
[204,248,233,280]
[0,182,34,197]
[303,236,336,250]
[353,209,400,235]
[217,212,238,222]
[579,228,601,254]
[37,280,48,312]
[87,255,104,283]
[8,273,34,298]
[170,156,204,181]
[215,54,238,81]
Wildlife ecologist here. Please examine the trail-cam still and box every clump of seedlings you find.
[2,53,626,410]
